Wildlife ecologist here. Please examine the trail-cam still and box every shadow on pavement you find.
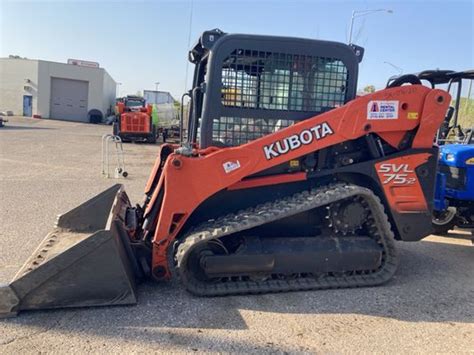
[442,231,473,241]
[0,125,54,131]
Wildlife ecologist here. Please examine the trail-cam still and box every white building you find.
[0,57,116,122]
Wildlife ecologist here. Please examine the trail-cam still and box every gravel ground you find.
[0,116,473,353]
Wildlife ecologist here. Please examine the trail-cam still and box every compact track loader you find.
[114,96,156,143]
[0,30,450,317]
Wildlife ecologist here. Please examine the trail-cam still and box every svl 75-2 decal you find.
[377,163,416,185]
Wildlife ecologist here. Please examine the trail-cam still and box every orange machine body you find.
[120,111,151,134]
[119,104,153,134]
[142,85,450,279]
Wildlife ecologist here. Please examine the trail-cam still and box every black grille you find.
[439,165,467,190]
[221,49,348,112]
[218,49,348,146]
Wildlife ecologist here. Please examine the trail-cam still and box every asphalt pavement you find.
[0,117,472,353]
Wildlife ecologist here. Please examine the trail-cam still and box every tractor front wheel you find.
[432,207,457,235]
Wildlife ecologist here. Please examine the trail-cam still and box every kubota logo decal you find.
[377,163,416,185]
[263,122,334,160]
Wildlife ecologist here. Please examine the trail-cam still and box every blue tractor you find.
[434,125,474,234]
[388,70,474,235]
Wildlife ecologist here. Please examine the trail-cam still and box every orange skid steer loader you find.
[114,96,156,143]
[0,30,450,317]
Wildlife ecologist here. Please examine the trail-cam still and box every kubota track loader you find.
[0,29,450,317]
[114,96,156,143]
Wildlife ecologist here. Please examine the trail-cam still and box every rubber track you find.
[175,183,399,296]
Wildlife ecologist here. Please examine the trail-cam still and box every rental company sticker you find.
[223,160,241,173]
[367,100,399,120]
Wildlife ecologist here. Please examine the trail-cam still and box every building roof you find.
[0,56,115,82]
[0,56,114,77]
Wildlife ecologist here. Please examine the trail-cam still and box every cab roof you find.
[388,69,474,86]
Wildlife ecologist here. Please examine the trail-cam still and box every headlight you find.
[445,153,455,162]
[466,157,474,165]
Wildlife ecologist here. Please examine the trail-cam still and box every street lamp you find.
[384,61,403,75]
[348,9,393,44]
[116,82,122,97]
[155,82,160,91]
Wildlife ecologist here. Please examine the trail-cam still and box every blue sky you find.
[1,0,473,99]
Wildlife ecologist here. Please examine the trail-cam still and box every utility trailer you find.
[143,90,180,142]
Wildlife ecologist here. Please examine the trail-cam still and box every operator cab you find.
[185,29,364,149]
[122,95,147,112]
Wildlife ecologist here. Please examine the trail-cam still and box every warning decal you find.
[367,100,399,120]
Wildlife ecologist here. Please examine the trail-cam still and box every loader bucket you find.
[0,184,139,317]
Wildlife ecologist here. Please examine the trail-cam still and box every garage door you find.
[50,78,89,122]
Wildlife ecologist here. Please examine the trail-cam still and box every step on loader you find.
[0,29,450,317]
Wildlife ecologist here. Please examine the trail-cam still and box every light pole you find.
[384,61,403,75]
[348,9,393,44]
[155,82,160,91]
[116,82,122,97]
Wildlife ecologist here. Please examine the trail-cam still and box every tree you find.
[363,85,376,93]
